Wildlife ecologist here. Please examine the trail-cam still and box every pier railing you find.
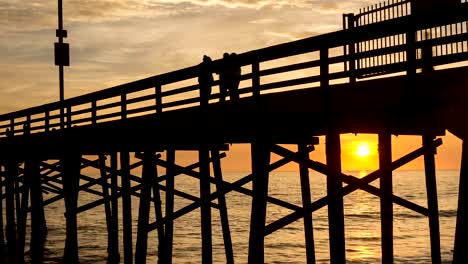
[0,2,467,137]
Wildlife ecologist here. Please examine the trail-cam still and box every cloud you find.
[0,0,382,113]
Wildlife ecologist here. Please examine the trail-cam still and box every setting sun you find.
[355,142,372,158]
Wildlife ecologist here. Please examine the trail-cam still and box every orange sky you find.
[0,0,465,173]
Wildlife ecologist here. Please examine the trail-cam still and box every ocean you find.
[15,170,459,263]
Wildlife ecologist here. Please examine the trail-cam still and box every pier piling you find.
[423,135,442,264]
[62,153,81,263]
[248,141,271,264]
[298,143,316,264]
[379,132,393,264]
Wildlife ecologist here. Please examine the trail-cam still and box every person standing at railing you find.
[218,52,241,103]
[217,53,230,103]
[198,55,214,106]
[228,53,241,103]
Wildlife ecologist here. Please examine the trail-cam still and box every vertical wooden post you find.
[45,111,50,132]
[62,153,81,264]
[346,13,357,84]
[252,61,260,98]
[454,141,468,264]
[91,101,97,125]
[29,159,47,262]
[406,21,417,103]
[5,156,18,262]
[151,154,166,262]
[423,135,441,264]
[248,141,270,264]
[14,170,21,240]
[379,132,393,264]
[110,153,120,263]
[66,106,72,128]
[0,165,5,250]
[325,133,346,264]
[298,143,316,264]
[135,152,155,264]
[155,85,163,114]
[211,149,234,264]
[17,161,30,263]
[98,155,115,261]
[120,92,133,264]
[165,149,175,264]
[322,46,346,264]
[199,147,212,264]
[10,121,21,235]
[121,151,133,264]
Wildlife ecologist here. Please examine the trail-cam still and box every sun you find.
[355,142,371,158]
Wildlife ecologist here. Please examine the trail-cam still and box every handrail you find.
[0,3,467,138]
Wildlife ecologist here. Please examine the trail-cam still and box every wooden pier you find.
[1,0,468,263]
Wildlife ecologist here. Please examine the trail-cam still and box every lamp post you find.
[55,0,70,129]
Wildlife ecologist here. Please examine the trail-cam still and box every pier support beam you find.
[454,141,468,263]
[110,153,120,263]
[99,155,119,262]
[379,132,393,264]
[199,146,212,264]
[18,162,30,263]
[151,156,166,263]
[165,149,175,264]
[0,166,5,254]
[298,143,316,264]
[5,159,18,262]
[248,141,271,264]
[62,154,81,264]
[121,151,133,264]
[211,149,234,264]
[29,159,47,263]
[325,133,346,264]
[135,152,156,264]
[423,135,441,264]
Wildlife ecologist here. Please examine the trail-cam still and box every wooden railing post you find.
[60,105,65,130]
[406,19,417,79]
[121,94,127,120]
[9,119,14,137]
[26,115,31,131]
[45,111,50,132]
[91,101,97,125]
[252,61,260,99]
[66,106,72,128]
[155,85,162,114]
[345,13,357,84]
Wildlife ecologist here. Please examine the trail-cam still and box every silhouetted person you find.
[217,53,230,103]
[218,52,241,103]
[198,55,214,106]
[228,53,241,102]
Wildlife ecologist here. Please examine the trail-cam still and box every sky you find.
[0,0,464,172]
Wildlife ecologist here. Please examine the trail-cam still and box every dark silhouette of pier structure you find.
[1,0,468,263]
